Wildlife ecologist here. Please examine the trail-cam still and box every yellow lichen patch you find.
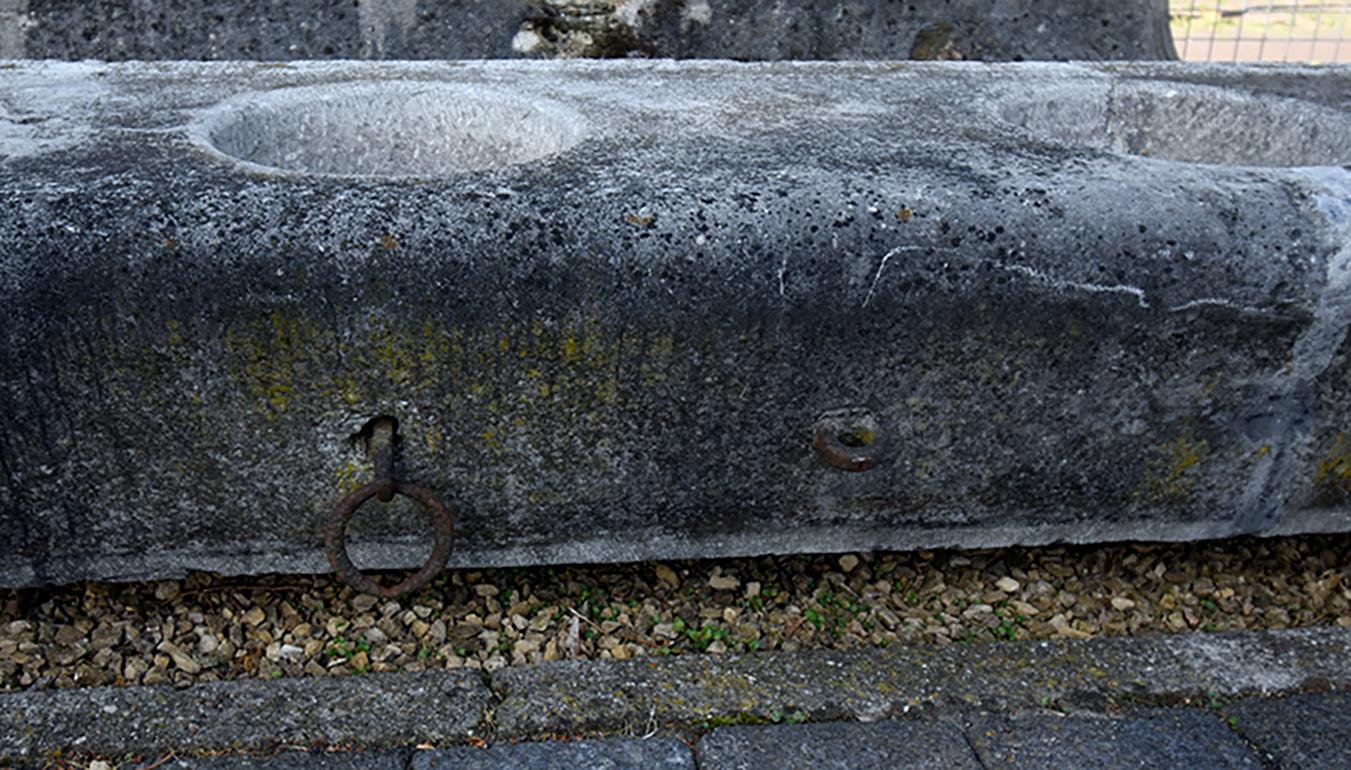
[336,376,363,406]
[480,426,501,451]
[1315,434,1351,494]
[1137,433,1209,503]
[334,460,367,495]
[215,305,692,436]
[844,426,876,447]
[419,321,450,365]
[594,378,618,404]
[363,317,419,388]
[222,310,334,417]
[562,333,580,363]
[424,426,443,452]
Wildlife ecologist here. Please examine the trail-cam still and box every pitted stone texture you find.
[10,0,528,60]
[964,710,1261,769]
[3,629,1349,762]
[1,61,1349,585]
[411,738,693,769]
[1225,692,1351,769]
[148,752,411,770]
[489,628,1351,738]
[697,722,981,769]
[5,0,1173,62]
[0,670,491,761]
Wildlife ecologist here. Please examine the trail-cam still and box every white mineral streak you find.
[1000,263,1150,308]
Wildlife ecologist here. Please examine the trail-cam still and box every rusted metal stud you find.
[814,408,881,472]
[324,417,454,598]
[369,416,396,503]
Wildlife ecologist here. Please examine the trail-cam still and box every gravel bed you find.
[1,534,1348,691]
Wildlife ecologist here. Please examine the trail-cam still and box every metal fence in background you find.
[1171,0,1351,62]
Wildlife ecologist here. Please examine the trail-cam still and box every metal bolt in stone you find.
[814,408,882,472]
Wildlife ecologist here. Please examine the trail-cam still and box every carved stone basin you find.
[195,80,588,177]
[1,61,1349,587]
[999,80,1351,167]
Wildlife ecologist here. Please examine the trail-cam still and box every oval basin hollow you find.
[195,80,588,177]
[1000,80,1351,167]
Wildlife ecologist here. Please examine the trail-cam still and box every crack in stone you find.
[862,246,929,308]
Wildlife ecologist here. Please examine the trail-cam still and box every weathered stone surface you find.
[1225,692,1351,769]
[3,628,1348,761]
[697,722,981,769]
[149,751,412,770]
[511,0,1177,61]
[0,0,528,60]
[0,670,490,760]
[0,0,1175,62]
[411,738,693,769]
[0,60,1348,585]
[963,710,1261,768]
[489,627,1351,737]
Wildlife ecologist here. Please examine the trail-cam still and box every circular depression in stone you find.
[999,80,1351,167]
[195,80,588,177]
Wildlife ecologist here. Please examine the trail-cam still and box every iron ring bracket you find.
[323,417,454,597]
[324,480,454,598]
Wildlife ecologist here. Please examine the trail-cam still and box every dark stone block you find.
[964,709,1262,769]
[411,738,693,770]
[697,721,981,769]
[0,670,490,759]
[1226,692,1351,769]
[147,750,410,770]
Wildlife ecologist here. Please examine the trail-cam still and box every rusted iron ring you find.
[324,480,454,598]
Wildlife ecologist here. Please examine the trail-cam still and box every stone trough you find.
[0,60,1348,587]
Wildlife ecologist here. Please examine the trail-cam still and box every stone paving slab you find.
[3,628,1349,762]
[489,627,1351,738]
[128,704,1341,770]
[148,750,411,770]
[0,670,490,761]
[1225,692,1351,769]
[964,709,1261,769]
[410,738,692,769]
[696,721,980,770]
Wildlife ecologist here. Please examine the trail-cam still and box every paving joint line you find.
[958,717,991,770]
